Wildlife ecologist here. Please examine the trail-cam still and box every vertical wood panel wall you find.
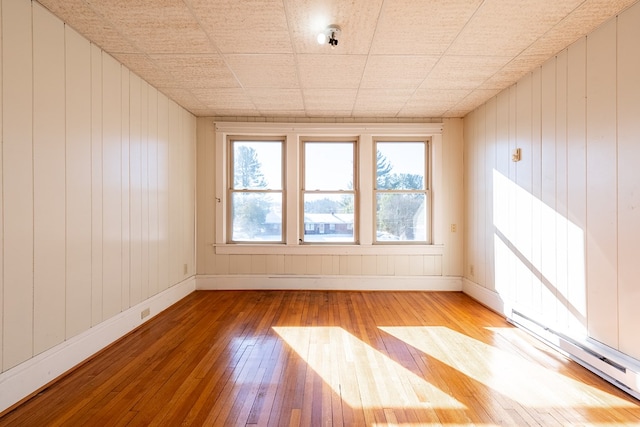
[0,2,196,371]
[463,3,640,361]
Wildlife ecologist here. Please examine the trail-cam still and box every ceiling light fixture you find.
[317,25,340,48]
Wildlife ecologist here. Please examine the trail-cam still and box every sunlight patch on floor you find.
[272,326,466,410]
[380,326,636,409]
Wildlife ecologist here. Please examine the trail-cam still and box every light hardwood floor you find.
[1,290,639,426]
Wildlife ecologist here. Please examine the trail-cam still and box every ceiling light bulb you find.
[317,33,326,44]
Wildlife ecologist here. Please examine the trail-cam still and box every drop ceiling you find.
[37,0,637,119]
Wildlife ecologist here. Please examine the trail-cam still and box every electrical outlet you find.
[450,223,457,232]
[141,308,150,319]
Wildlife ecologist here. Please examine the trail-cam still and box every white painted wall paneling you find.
[121,67,131,310]
[616,1,640,359]
[102,52,123,320]
[33,3,66,355]
[2,0,34,370]
[129,73,143,306]
[65,26,92,339]
[91,43,103,327]
[585,18,619,347]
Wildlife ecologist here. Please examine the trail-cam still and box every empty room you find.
[1,0,640,425]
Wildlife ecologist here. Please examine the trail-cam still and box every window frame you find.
[213,121,444,256]
[373,138,432,245]
[300,138,359,245]
[226,135,286,244]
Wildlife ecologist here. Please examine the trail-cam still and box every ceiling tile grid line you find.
[34,0,640,118]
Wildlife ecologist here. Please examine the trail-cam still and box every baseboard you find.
[197,274,463,291]
[461,277,507,316]
[0,277,196,414]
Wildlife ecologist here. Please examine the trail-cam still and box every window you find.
[301,140,356,243]
[375,140,430,243]
[228,138,283,242]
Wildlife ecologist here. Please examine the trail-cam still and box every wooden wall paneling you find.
[555,50,570,330]
[484,97,497,291]
[305,255,322,275]
[128,74,142,305]
[475,105,487,287]
[185,113,197,276]
[157,93,169,291]
[140,81,149,299]
[251,255,268,275]
[196,118,215,275]
[515,75,534,312]
[266,254,284,275]
[321,255,335,275]
[566,37,588,336]
[616,2,640,360]
[493,90,512,301]
[585,18,619,348]
[101,53,123,319]
[441,119,464,277]
[168,101,181,284]
[0,0,4,371]
[32,3,66,354]
[120,67,130,310]
[540,59,557,323]
[90,43,103,326]
[2,0,34,369]
[530,68,543,314]
[361,255,376,275]
[408,255,423,276]
[215,254,230,275]
[147,87,159,296]
[507,86,518,305]
[65,26,92,338]
[464,111,475,282]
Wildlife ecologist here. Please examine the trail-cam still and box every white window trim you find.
[214,121,444,255]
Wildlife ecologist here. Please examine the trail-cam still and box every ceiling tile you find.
[353,88,414,115]
[360,55,438,90]
[156,87,208,112]
[400,88,471,117]
[297,55,367,89]
[225,55,299,88]
[149,55,240,88]
[113,54,178,88]
[37,0,136,53]
[186,0,292,54]
[303,89,358,112]
[85,0,212,54]
[420,55,512,90]
[371,0,484,55]
[190,88,256,111]
[446,0,583,57]
[247,88,305,112]
[446,89,502,117]
[480,55,548,89]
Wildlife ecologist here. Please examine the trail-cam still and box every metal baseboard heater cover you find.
[508,310,640,401]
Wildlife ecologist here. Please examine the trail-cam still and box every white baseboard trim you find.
[462,278,507,316]
[0,277,196,414]
[196,275,462,291]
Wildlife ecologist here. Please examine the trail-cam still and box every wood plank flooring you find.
[1,290,639,426]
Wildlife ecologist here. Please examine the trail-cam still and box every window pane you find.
[376,193,427,242]
[231,192,282,241]
[376,142,425,190]
[233,141,281,189]
[303,193,354,243]
[305,142,353,190]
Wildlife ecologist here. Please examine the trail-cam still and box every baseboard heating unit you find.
[508,310,640,401]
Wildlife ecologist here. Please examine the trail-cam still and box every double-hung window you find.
[374,140,430,243]
[228,137,284,243]
[301,140,357,243]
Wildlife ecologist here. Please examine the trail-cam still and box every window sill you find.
[213,243,444,256]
